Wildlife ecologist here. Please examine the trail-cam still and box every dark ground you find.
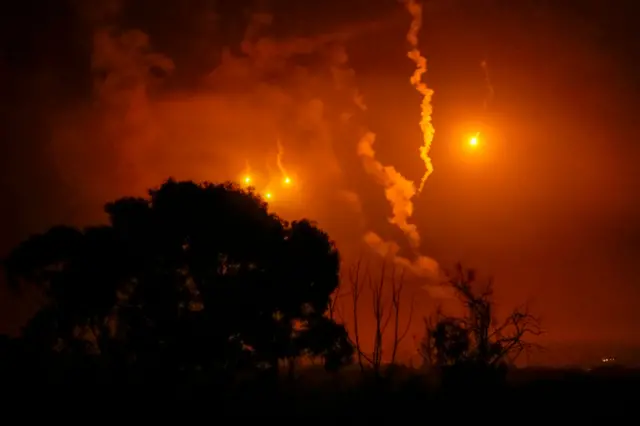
[2,363,637,419]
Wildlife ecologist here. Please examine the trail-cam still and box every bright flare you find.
[244,175,252,184]
[469,132,480,147]
[265,192,272,200]
[283,177,291,185]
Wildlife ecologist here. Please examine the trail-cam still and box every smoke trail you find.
[404,0,435,193]
[328,43,422,249]
[480,59,495,111]
[336,2,439,279]
[276,138,288,178]
[357,132,421,249]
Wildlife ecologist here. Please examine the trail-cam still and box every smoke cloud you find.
[47,3,371,235]
[363,231,439,279]
[13,0,439,282]
[324,2,439,280]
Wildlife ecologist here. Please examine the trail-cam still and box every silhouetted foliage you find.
[3,179,352,381]
[419,264,542,388]
[2,197,638,415]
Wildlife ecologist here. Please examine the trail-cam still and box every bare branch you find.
[419,264,543,369]
[350,258,365,372]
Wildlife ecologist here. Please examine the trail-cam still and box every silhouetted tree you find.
[4,179,352,382]
[340,256,414,376]
[419,264,541,385]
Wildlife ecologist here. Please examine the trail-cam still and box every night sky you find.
[1,0,639,366]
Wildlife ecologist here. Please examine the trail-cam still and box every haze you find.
[1,0,639,366]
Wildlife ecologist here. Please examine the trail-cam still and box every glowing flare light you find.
[467,131,482,149]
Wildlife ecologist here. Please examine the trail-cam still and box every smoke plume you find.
[276,138,289,179]
[357,132,420,249]
[325,5,439,279]
[43,2,375,246]
[405,0,435,193]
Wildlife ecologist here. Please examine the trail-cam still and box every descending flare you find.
[276,139,293,186]
[242,160,253,186]
[405,0,435,193]
[275,139,294,187]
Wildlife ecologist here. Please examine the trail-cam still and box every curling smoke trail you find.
[405,0,435,194]
[327,21,439,279]
[357,131,421,249]
[328,44,421,249]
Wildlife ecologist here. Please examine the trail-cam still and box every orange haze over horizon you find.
[2,0,640,366]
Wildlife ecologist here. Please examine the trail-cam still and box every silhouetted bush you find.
[420,264,541,392]
[3,179,353,386]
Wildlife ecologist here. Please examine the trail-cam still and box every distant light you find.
[283,177,291,185]
[469,136,478,146]
[265,192,272,199]
[244,176,251,184]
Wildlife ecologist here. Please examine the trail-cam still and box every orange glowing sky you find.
[2,0,640,366]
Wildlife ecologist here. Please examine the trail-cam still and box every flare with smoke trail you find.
[276,138,291,185]
[405,0,435,194]
[462,60,494,147]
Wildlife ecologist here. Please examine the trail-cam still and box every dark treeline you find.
[0,179,637,417]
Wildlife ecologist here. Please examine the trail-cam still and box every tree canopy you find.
[3,179,352,376]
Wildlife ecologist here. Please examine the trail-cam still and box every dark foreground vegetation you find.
[1,179,637,418]
[0,354,638,417]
